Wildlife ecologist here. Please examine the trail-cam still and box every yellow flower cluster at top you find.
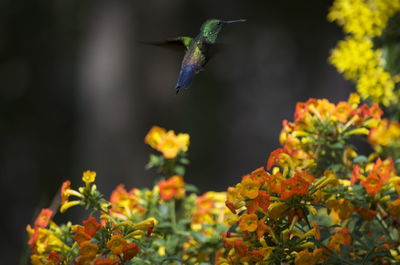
[328,0,400,106]
[145,126,190,159]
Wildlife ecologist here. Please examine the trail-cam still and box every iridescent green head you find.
[200,18,246,43]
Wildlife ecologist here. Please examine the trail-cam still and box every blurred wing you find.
[202,43,228,65]
[140,36,193,51]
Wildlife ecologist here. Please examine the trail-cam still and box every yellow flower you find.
[239,176,261,199]
[82,170,96,185]
[107,235,127,255]
[328,0,400,106]
[144,126,166,149]
[144,126,190,158]
[79,241,99,258]
[177,133,190,152]
[369,119,400,150]
[239,213,258,232]
[357,66,396,106]
[60,200,81,213]
[328,0,400,38]
[329,37,379,80]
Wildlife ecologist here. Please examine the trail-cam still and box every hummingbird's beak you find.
[223,19,246,24]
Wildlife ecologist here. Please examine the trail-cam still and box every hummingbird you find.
[144,18,246,94]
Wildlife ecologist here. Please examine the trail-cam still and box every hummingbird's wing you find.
[140,37,193,51]
[201,43,228,67]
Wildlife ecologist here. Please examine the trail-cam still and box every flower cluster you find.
[280,93,382,175]
[26,1,400,264]
[27,126,227,265]
[145,126,189,159]
[218,95,400,264]
[328,0,400,106]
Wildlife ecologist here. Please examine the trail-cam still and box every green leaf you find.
[353,155,368,164]
[180,157,190,165]
[185,184,199,193]
[174,165,185,176]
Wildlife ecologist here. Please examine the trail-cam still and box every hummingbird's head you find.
[200,19,246,43]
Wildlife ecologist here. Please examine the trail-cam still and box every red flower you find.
[34,208,53,228]
[158,175,185,201]
[250,167,268,185]
[233,240,248,257]
[48,252,62,264]
[83,216,101,237]
[61,180,71,204]
[73,226,92,245]
[361,172,384,195]
[94,259,117,265]
[280,175,310,200]
[248,249,265,262]
[122,243,140,260]
[266,148,284,170]
[372,158,394,182]
[247,190,270,214]
[351,165,362,186]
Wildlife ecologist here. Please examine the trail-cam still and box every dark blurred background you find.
[0,0,352,263]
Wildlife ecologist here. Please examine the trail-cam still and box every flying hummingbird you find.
[144,18,246,94]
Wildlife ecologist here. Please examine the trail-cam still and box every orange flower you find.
[83,216,100,237]
[248,250,264,262]
[79,241,99,258]
[233,240,248,257]
[122,243,140,261]
[158,175,185,201]
[61,180,71,205]
[280,175,310,200]
[334,101,352,123]
[195,194,214,214]
[361,172,383,195]
[94,258,117,265]
[355,208,377,220]
[73,226,92,245]
[256,218,268,239]
[239,213,258,232]
[350,165,362,186]
[107,235,127,255]
[372,158,394,182]
[109,185,146,218]
[268,172,285,194]
[266,148,284,170]
[295,250,315,265]
[326,199,354,220]
[247,190,270,214]
[250,167,268,185]
[34,208,53,228]
[294,102,308,120]
[295,170,315,184]
[239,175,261,199]
[75,256,94,265]
[369,103,383,120]
[328,228,351,252]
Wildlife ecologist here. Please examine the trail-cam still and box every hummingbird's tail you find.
[175,64,197,94]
